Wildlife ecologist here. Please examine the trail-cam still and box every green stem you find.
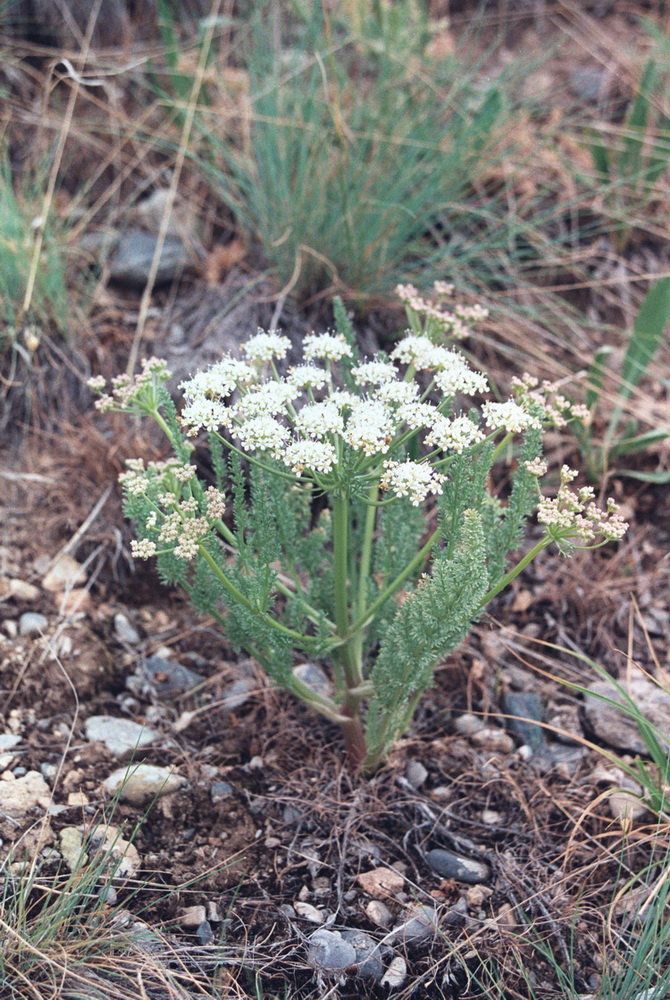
[197,544,327,650]
[352,480,379,666]
[346,526,440,639]
[475,536,550,612]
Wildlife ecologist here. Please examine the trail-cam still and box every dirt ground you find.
[2,3,670,998]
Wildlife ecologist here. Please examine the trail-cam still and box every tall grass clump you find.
[191,1,549,301]
[0,159,70,346]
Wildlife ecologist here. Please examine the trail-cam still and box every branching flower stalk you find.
[90,284,628,772]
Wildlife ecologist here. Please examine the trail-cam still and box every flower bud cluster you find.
[536,465,628,545]
[511,374,590,428]
[396,281,489,340]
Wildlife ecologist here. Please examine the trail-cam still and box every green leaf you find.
[608,427,670,457]
[614,468,670,484]
[585,344,614,410]
[607,276,670,442]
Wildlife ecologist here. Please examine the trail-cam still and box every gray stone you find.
[59,827,88,871]
[470,728,515,754]
[84,716,157,757]
[0,770,51,819]
[196,920,214,945]
[292,663,333,699]
[6,579,40,602]
[307,928,357,971]
[365,899,393,928]
[210,781,233,803]
[180,905,207,927]
[0,734,22,752]
[502,691,545,751]
[340,929,383,980]
[381,956,406,989]
[109,230,193,289]
[41,554,87,593]
[102,764,185,806]
[426,848,490,884]
[19,612,49,636]
[453,713,485,736]
[113,613,140,645]
[131,655,205,699]
[222,676,256,710]
[87,824,141,879]
[389,904,438,944]
[405,760,428,789]
[584,673,670,754]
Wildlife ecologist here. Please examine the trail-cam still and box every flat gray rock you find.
[307,929,357,971]
[109,230,193,289]
[19,612,49,636]
[85,716,157,756]
[426,848,490,884]
[102,764,185,806]
[584,674,670,754]
[340,929,384,981]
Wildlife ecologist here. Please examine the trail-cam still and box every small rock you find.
[67,791,89,807]
[87,824,141,878]
[0,734,22,770]
[584,673,670,754]
[59,588,92,617]
[481,809,503,826]
[471,728,515,754]
[3,620,18,639]
[608,790,647,823]
[114,613,141,645]
[0,770,51,819]
[109,230,193,289]
[196,920,214,945]
[389,903,438,944]
[570,66,607,102]
[102,764,185,806]
[340,929,383,980]
[546,703,583,745]
[210,781,233,803]
[84,716,157,757]
[294,901,325,924]
[222,676,256,710]
[502,692,545,751]
[465,884,492,908]
[453,713,485,736]
[59,827,88,871]
[19,612,49,636]
[42,554,87,593]
[356,866,405,898]
[7,579,41,602]
[306,929,357,971]
[365,899,393,928]
[292,663,333,699]
[426,848,490,884]
[129,655,205,699]
[180,905,207,928]
[405,760,428,789]
[381,955,407,989]
[444,897,468,927]
[205,901,221,923]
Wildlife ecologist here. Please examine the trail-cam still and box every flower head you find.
[303,333,352,362]
[380,460,445,506]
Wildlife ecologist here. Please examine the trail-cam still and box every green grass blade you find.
[585,344,614,410]
[606,276,670,442]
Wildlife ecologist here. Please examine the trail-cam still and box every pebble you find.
[109,230,193,289]
[546,704,583,745]
[453,713,485,736]
[356,866,405,898]
[292,663,333,699]
[180,905,207,927]
[87,824,141,878]
[84,716,158,757]
[5,579,40,602]
[19,612,49,636]
[471,728,515,754]
[502,692,545,751]
[3,620,18,639]
[294,901,325,924]
[584,673,670,754]
[381,955,407,989]
[341,929,383,980]
[59,826,88,870]
[41,554,87,593]
[114,612,141,645]
[388,903,438,944]
[129,655,205,699]
[0,770,51,819]
[210,781,233,803]
[365,899,393,928]
[0,734,22,770]
[425,848,490,884]
[608,790,647,823]
[102,764,185,806]
[306,928,357,971]
[196,920,214,945]
[481,809,503,826]
[405,760,428,789]
[222,676,256,710]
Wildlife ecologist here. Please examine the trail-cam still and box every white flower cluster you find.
[396,281,489,340]
[380,460,445,506]
[89,357,170,413]
[511,374,590,429]
[537,466,628,544]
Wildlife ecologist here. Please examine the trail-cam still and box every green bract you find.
[91,285,628,772]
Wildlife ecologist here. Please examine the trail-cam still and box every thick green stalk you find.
[331,492,367,766]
